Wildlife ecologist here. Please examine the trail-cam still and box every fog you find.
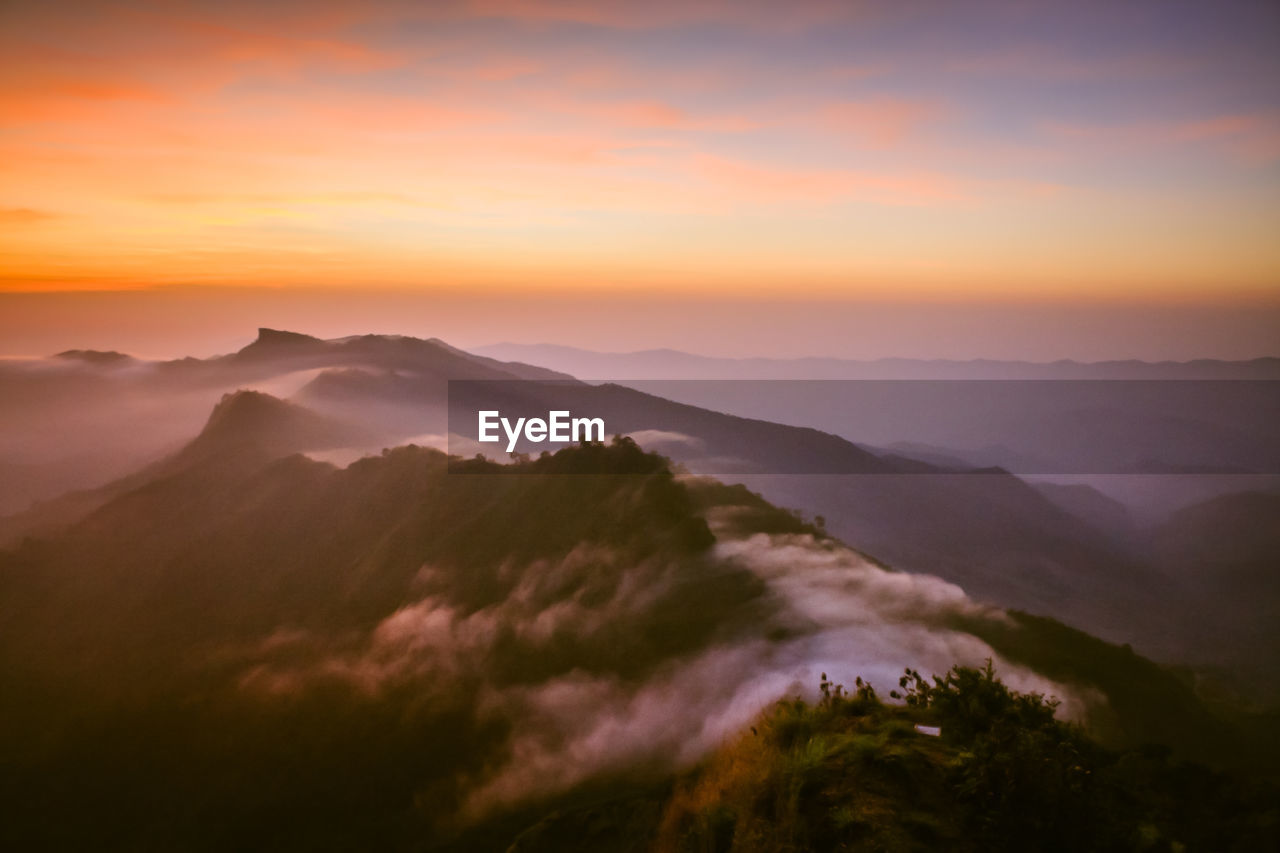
[222,527,1087,820]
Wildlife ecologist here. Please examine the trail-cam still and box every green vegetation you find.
[656,664,1279,853]
[4,422,1276,852]
[954,609,1271,768]
[0,438,769,851]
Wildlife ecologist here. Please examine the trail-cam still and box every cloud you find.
[461,57,545,82]
[624,429,706,452]
[460,0,860,32]
[461,642,795,816]
[821,99,942,148]
[0,2,402,120]
[573,99,762,133]
[1044,112,1280,165]
[1172,113,1280,165]
[144,191,425,207]
[947,45,1192,82]
[691,153,969,206]
[459,530,1093,817]
[229,525,1093,821]
[0,208,60,224]
[0,66,169,123]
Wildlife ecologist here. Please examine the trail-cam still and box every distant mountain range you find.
[473,342,1280,380]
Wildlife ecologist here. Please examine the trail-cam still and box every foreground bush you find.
[655,662,1278,852]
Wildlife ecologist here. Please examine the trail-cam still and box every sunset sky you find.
[1,0,1278,358]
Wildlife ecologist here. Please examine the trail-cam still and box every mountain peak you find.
[53,349,134,365]
[195,390,310,447]
[235,328,326,358]
[256,328,321,345]
[204,388,298,429]
[182,390,367,461]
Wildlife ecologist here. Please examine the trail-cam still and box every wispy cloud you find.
[460,0,862,32]
[820,98,943,148]
[1045,112,1280,165]
[0,207,60,224]
[228,528,1090,820]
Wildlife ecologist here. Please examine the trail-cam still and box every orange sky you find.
[2,0,1279,304]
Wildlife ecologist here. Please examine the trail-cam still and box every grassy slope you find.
[653,668,1278,852]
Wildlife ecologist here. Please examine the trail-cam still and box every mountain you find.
[179,389,373,462]
[1151,491,1280,569]
[0,331,1222,672]
[472,343,1280,380]
[443,379,1171,657]
[0,393,1267,850]
[52,349,135,365]
[642,663,1275,853]
[0,431,747,850]
[225,328,573,382]
[1144,491,1280,693]
[0,329,574,515]
[0,390,372,547]
[570,378,1280,478]
[465,346,1279,539]
[1029,481,1137,543]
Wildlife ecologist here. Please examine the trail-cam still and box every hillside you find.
[453,664,1278,852]
[0,328,573,516]
[0,389,373,546]
[1144,491,1280,697]
[0,391,1272,850]
[0,436,745,850]
[650,664,1279,852]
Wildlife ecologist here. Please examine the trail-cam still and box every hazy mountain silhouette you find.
[52,349,135,365]
[0,329,574,515]
[0,390,370,546]
[226,328,573,382]
[473,342,1280,380]
[180,389,372,462]
[1029,481,1137,543]
[569,379,1280,480]
[1144,491,1280,687]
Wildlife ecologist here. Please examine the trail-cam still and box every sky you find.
[1,0,1278,358]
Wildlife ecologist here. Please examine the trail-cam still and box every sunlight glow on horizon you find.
[2,0,1279,301]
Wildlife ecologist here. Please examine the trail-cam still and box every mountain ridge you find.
[472,343,1280,379]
